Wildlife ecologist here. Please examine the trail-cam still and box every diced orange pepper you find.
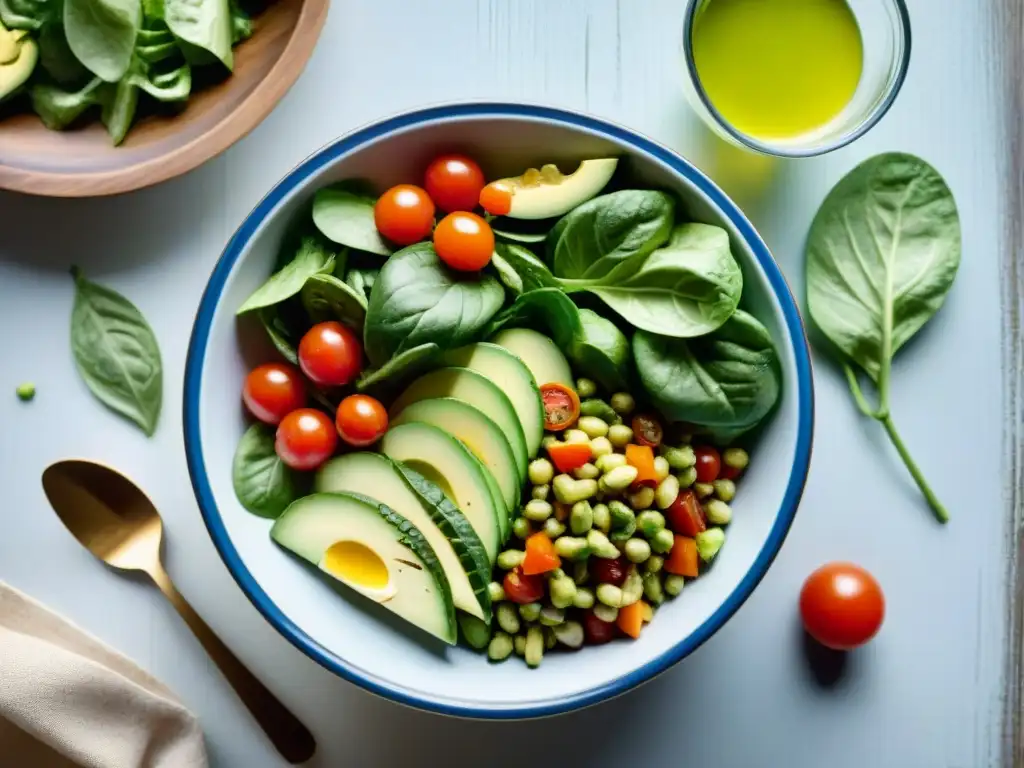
[640,601,654,623]
[547,441,592,473]
[664,535,699,578]
[522,532,561,575]
[617,600,647,639]
[625,444,659,488]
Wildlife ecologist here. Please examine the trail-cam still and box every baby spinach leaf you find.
[485,287,581,346]
[69,266,163,436]
[64,0,140,82]
[490,243,559,296]
[236,235,335,315]
[164,0,232,70]
[232,423,298,519]
[30,77,103,129]
[633,310,780,434]
[547,189,675,281]
[805,152,961,523]
[0,0,55,30]
[565,223,743,338]
[344,266,377,301]
[259,306,298,364]
[98,76,138,145]
[312,181,391,256]
[228,0,250,42]
[129,56,191,102]
[363,242,504,367]
[38,23,91,84]
[356,343,440,396]
[300,273,367,331]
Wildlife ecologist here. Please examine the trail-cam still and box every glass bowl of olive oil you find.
[681,0,911,157]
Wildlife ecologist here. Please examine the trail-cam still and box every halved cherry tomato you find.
[242,362,306,425]
[694,445,722,483]
[373,184,435,245]
[433,212,494,271]
[424,155,485,212]
[335,394,388,447]
[540,383,580,431]
[546,441,592,473]
[522,532,561,575]
[625,444,659,488]
[631,413,663,447]
[800,562,885,650]
[582,609,617,645]
[664,535,699,578]
[590,556,628,586]
[666,489,707,537]
[275,408,337,471]
[298,321,363,387]
[503,566,545,604]
[617,600,650,639]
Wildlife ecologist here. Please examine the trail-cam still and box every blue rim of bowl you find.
[680,0,912,158]
[183,102,814,720]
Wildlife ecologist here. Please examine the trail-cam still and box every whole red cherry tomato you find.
[800,562,885,650]
[433,212,494,271]
[275,408,337,471]
[590,556,628,586]
[374,184,435,245]
[694,445,722,484]
[424,154,485,213]
[583,609,617,645]
[335,394,388,447]
[242,363,305,425]
[503,566,545,604]
[298,321,362,387]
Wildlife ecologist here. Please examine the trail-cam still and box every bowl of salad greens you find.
[184,102,813,718]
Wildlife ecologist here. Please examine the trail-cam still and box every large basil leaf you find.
[300,273,367,331]
[633,310,779,433]
[70,267,163,436]
[363,242,504,367]
[232,423,298,519]
[490,243,559,296]
[805,152,960,523]
[312,181,391,256]
[546,190,675,281]
[64,0,140,82]
[236,235,335,315]
[164,0,232,69]
[567,223,742,337]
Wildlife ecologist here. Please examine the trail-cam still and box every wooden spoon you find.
[41,459,316,764]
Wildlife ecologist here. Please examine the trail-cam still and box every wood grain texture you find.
[0,0,329,198]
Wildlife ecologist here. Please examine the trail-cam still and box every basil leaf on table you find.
[164,0,233,69]
[490,243,559,296]
[69,266,163,436]
[64,0,141,82]
[236,235,335,315]
[633,310,780,435]
[300,273,367,331]
[805,152,961,523]
[363,242,504,367]
[232,423,298,519]
[312,181,391,256]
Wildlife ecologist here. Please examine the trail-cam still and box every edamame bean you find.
[576,378,598,398]
[695,482,715,499]
[636,510,666,538]
[572,560,589,585]
[544,626,557,650]
[523,499,553,521]
[528,458,554,485]
[645,555,665,574]
[525,626,544,668]
[624,538,651,564]
[620,569,644,606]
[664,574,686,597]
[592,503,611,533]
[497,550,525,570]
[713,478,736,503]
[595,453,628,473]
[597,583,623,608]
[573,462,599,480]
[607,423,634,447]
[497,603,521,634]
[549,573,577,608]
[512,517,532,540]
[487,581,506,603]
[488,631,514,661]
[602,465,639,491]
[578,416,609,439]
[563,429,590,444]
[653,456,670,482]
[608,501,635,529]
[553,620,585,649]
[677,466,698,488]
[570,501,594,534]
[587,529,621,558]
[662,445,696,470]
[458,614,492,650]
[642,572,665,605]
[626,486,655,510]
[573,586,595,610]
[705,498,733,525]
[696,528,726,562]
[543,518,566,538]
[654,476,680,510]
[553,476,598,504]
[593,603,619,622]
[519,602,542,622]
[531,484,551,501]
[554,536,590,560]
[539,606,565,627]
[589,436,613,458]
[541,435,559,452]
[651,528,675,554]
[580,398,619,424]
[514,633,527,656]
[610,392,635,415]
[722,447,749,472]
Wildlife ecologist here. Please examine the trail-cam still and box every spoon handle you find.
[149,563,316,764]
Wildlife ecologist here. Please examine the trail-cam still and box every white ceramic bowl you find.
[184,103,814,719]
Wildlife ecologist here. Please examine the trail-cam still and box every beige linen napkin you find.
[0,581,208,768]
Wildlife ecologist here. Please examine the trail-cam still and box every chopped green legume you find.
[572,560,589,585]
[645,555,665,574]
[610,392,635,415]
[543,517,566,538]
[642,572,665,604]
[541,435,559,452]
[458,613,492,650]
[539,606,565,626]
[573,462,599,480]
[677,466,698,487]
[589,436,613,458]
[694,482,715,499]
[662,445,696,470]
[624,538,651,564]
[487,581,506,603]
[530,484,550,501]
[595,453,628,473]
[518,602,542,622]
[592,503,611,533]
[655,475,680,510]
[573,586,595,609]
[607,423,634,447]
[653,456,670,482]
[549,573,577,608]
[514,633,527,656]
[512,517,532,540]
[525,626,544,668]
[593,603,619,622]
[664,574,686,597]
[636,510,666,538]
[576,378,597,398]
[579,398,618,423]
[602,465,639,491]
[722,447,749,472]
[554,536,590,560]
[523,499,553,521]
[528,458,554,485]
[620,568,644,606]
[497,550,525,570]
[713,478,736,503]
[704,498,733,525]
[578,416,609,439]
[488,631,514,661]
[544,625,557,650]
[696,528,726,562]
[651,528,675,554]
[596,583,623,607]
[587,529,620,559]
[496,603,521,634]
[563,429,590,444]
[570,500,594,534]
[553,620,585,649]
[626,486,655,510]
[15,383,35,401]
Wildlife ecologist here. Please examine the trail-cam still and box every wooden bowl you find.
[0,0,329,198]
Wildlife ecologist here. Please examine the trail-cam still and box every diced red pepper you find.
[522,532,561,575]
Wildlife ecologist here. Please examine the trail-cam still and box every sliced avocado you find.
[392,397,519,519]
[270,492,456,645]
[480,159,618,220]
[380,422,504,563]
[390,367,528,480]
[490,328,574,390]
[0,23,38,102]
[315,452,492,621]
[472,451,511,544]
[440,343,545,458]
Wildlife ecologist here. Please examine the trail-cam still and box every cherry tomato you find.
[583,609,617,645]
[694,445,722,484]
[720,464,741,481]
[590,556,628,587]
[424,154,485,212]
[242,363,306,425]
[666,489,707,537]
[335,394,388,447]
[631,414,663,447]
[298,321,362,387]
[374,184,435,245]
[275,408,338,471]
[540,383,580,431]
[800,562,885,651]
[433,212,494,271]
[503,566,546,604]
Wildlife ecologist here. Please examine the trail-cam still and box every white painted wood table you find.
[0,1,1012,765]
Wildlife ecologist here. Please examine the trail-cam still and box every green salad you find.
[231,152,782,662]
